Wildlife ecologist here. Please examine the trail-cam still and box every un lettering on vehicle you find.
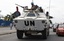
[24,21,35,26]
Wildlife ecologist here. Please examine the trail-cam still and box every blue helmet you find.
[31,2,34,5]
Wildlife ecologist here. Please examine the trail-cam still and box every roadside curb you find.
[0,30,16,35]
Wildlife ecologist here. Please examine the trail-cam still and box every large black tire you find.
[57,34,60,36]
[53,29,56,32]
[56,33,60,36]
[47,30,49,36]
[42,29,47,39]
[17,30,23,39]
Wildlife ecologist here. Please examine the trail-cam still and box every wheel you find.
[42,29,47,39]
[47,30,49,36]
[56,33,60,36]
[57,34,60,36]
[17,30,23,39]
[53,29,56,32]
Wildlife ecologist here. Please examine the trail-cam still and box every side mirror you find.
[12,11,21,19]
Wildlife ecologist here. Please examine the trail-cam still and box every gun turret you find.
[15,4,24,8]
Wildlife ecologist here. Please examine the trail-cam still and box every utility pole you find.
[32,0,33,2]
[0,10,1,12]
[32,0,34,3]
[49,0,51,14]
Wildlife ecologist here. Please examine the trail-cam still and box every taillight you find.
[15,20,18,23]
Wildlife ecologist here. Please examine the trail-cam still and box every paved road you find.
[0,27,15,31]
[0,29,64,41]
[0,27,16,35]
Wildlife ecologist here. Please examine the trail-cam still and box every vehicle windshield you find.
[59,24,64,28]
[27,12,35,17]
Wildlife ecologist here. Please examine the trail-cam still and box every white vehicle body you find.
[13,10,50,39]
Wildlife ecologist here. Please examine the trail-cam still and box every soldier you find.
[10,22,13,30]
[31,2,38,10]
[39,7,43,12]
[31,2,34,7]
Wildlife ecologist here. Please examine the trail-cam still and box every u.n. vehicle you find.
[13,3,52,39]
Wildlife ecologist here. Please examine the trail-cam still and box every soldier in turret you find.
[31,2,38,10]
[39,7,43,12]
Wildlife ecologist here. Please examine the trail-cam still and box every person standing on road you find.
[10,22,13,30]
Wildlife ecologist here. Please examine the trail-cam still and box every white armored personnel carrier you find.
[13,3,52,39]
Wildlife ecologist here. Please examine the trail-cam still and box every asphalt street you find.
[0,27,16,35]
[0,27,15,31]
[0,29,64,41]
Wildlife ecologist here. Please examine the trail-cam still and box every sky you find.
[0,0,64,23]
